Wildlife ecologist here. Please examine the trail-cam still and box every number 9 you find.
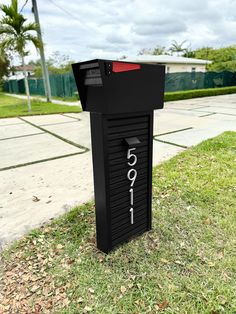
[127,169,137,187]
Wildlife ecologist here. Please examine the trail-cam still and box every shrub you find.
[164,86,236,102]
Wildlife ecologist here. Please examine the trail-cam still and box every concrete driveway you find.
[1,93,236,249]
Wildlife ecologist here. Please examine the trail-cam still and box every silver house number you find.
[127,147,138,224]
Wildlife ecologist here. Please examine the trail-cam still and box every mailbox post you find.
[72,59,165,253]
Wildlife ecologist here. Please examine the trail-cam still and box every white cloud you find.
[0,0,236,65]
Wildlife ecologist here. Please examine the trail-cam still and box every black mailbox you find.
[72,59,165,253]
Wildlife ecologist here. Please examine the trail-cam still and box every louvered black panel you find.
[107,114,151,246]
[90,111,153,253]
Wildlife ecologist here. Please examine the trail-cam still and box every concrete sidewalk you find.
[4,93,81,107]
[1,94,236,249]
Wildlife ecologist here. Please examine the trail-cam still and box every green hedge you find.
[164,86,236,102]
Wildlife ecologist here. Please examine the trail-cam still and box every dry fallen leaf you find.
[160,258,169,264]
[120,286,126,294]
[32,196,40,202]
[30,285,40,293]
[175,260,185,266]
[203,218,211,225]
[62,298,70,306]
[216,252,224,260]
[157,300,169,310]
[208,262,215,267]
[88,288,94,294]
[98,255,105,263]
[56,244,64,250]
[84,306,92,312]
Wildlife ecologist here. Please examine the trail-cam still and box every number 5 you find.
[127,148,137,166]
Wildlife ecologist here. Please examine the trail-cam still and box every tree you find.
[193,47,213,61]
[152,46,169,55]
[169,40,187,56]
[48,51,71,68]
[0,0,41,111]
[138,46,169,56]
[0,49,10,80]
[193,46,236,71]
[31,51,75,78]
[0,49,10,91]
[138,48,153,55]
[182,43,195,58]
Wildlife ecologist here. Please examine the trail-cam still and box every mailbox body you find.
[72,59,165,114]
[72,59,165,253]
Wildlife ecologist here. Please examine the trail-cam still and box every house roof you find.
[124,54,212,65]
[14,65,36,71]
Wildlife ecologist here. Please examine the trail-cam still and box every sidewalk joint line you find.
[165,105,210,111]
[61,113,81,121]
[155,127,193,137]
[187,105,211,111]
[0,152,86,172]
[199,113,216,117]
[39,120,79,127]
[0,122,25,127]
[193,111,236,117]
[153,138,188,149]
[0,132,44,142]
[19,117,89,153]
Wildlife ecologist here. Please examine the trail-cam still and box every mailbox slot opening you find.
[124,137,141,147]
[80,62,103,86]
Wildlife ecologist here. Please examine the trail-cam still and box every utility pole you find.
[32,0,51,102]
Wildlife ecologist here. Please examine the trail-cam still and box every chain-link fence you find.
[3,71,236,97]
[3,72,77,98]
[165,71,236,92]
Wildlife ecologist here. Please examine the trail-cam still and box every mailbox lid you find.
[72,59,165,114]
[72,60,106,112]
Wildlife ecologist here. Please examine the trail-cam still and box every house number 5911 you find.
[127,148,137,224]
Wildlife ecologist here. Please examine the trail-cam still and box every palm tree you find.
[0,49,10,80]
[0,0,41,111]
[169,40,187,56]
[153,46,168,55]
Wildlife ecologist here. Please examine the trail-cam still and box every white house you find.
[8,65,35,80]
[124,55,212,73]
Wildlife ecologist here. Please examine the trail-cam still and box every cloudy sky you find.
[1,0,236,64]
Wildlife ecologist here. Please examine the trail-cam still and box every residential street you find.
[1,94,236,249]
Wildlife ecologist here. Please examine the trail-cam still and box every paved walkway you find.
[4,93,81,107]
[1,94,236,249]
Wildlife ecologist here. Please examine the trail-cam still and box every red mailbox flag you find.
[112,62,141,73]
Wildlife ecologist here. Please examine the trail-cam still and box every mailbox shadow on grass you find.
[1,131,236,313]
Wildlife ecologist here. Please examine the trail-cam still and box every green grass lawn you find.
[1,132,235,313]
[0,93,81,118]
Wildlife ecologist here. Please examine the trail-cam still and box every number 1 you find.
[129,188,134,205]
[130,208,134,224]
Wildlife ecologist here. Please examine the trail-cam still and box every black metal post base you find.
[90,111,154,253]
